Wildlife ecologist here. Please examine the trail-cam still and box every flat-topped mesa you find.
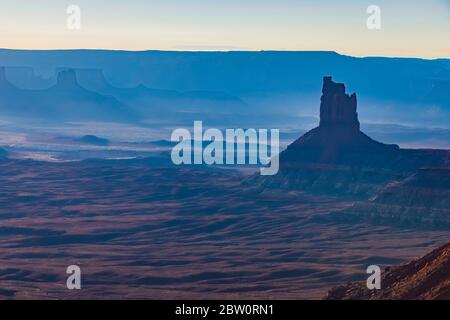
[319,76,359,131]
[56,69,79,89]
[75,68,109,89]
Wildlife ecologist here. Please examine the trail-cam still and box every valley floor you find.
[0,159,448,299]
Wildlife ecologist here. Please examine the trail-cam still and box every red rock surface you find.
[326,242,450,300]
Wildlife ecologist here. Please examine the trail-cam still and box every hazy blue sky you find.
[1,0,449,58]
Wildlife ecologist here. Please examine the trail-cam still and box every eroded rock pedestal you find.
[281,76,399,166]
[255,76,449,199]
[320,76,359,131]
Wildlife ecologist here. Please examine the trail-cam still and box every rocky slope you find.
[322,168,450,229]
[326,242,450,300]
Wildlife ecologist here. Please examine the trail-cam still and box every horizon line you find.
[0,48,449,61]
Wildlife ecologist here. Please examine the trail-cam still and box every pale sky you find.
[0,0,449,58]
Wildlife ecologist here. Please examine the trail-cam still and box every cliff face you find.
[55,69,79,89]
[282,77,399,166]
[321,168,450,229]
[326,242,450,300]
[298,79,450,228]
[320,76,359,131]
[256,76,449,198]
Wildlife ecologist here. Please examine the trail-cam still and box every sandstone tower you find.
[279,76,399,166]
[319,76,359,131]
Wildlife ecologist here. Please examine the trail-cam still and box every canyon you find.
[0,76,448,299]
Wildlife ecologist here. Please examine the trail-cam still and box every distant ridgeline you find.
[0,49,449,125]
[0,50,449,105]
[252,76,450,229]
[0,65,246,122]
[0,67,134,122]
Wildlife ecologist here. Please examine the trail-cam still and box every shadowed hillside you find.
[322,168,450,229]
[326,242,450,300]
